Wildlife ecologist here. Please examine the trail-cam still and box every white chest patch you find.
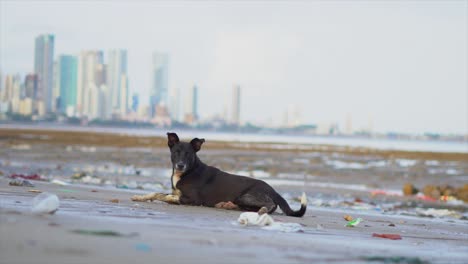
[172,171,183,190]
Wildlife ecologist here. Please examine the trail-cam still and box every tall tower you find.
[24,74,38,99]
[107,50,128,118]
[76,50,103,117]
[34,34,54,114]
[192,85,198,120]
[57,55,78,114]
[184,85,199,125]
[150,52,169,117]
[231,85,241,126]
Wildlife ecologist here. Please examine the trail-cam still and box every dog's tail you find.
[273,192,307,217]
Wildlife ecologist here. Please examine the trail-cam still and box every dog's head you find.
[167,132,205,173]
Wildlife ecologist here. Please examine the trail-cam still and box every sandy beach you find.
[1,127,467,264]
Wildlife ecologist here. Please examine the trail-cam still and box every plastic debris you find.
[72,172,86,180]
[51,179,70,186]
[28,189,42,193]
[9,173,43,181]
[262,222,304,233]
[31,192,60,214]
[343,215,353,221]
[9,179,35,187]
[345,218,362,227]
[415,208,462,219]
[372,233,402,240]
[238,211,274,226]
[109,199,119,203]
[237,208,303,232]
[403,183,419,196]
[71,229,138,237]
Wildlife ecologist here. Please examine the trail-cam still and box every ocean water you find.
[1,123,467,153]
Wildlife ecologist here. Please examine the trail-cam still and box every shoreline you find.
[1,127,467,162]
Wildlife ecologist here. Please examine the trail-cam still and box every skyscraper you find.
[57,55,78,114]
[34,34,54,114]
[24,74,38,99]
[184,85,199,125]
[192,85,198,120]
[76,50,103,117]
[231,85,241,126]
[107,50,128,118]
[150,52,169,117]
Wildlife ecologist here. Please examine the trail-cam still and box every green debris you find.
[71,229,138,237]
[362,256,430,264]
[345,217,363,227]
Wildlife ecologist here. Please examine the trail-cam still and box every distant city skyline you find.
[0,1,466,134]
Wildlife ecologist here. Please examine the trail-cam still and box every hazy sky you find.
[0,1,466,134]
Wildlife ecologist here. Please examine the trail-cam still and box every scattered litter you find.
[9,173,44,181]
[28,189,42,193]
[262,222,304,233]
[9,179,34,187]
[72,172,86,180]
[362,256,428,263]
[440,195,464,205]
[91,190,98,192]
[372,233,402,240]
[109,199,120,203]
[134,243,152,252]
[388,223,396,227]
[31,192,60,215]
[236,209,303,233]
[71,229,138,237]
[51,179,70,186]
[238,210,274,226]
[403,183,419,196]
[344,215,353,221]
[81,176,102,185]
[415,208,462,219]
[345,218,363,227]
[316,224,324,231]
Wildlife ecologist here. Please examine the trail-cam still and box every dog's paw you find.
[215,201,239,210]
[131,194,147,202]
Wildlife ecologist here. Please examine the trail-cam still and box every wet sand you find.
[1,128,468,263]
[1,179,468,264]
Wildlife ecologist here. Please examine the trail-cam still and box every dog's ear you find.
[167,132,180,148]
[190,138,205,153]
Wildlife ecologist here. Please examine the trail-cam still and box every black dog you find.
[132,132,307,217]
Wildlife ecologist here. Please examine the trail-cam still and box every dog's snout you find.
[176,163,185,170]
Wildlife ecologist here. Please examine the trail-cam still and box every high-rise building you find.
[168,88,180,121]
[231,85,241,126]
[150,52,169,117]
[107,50,128,117]
[119,74,128,117]
[57,55,78,114]
[192,85,198,120]
[184,85,199,124]
[34,34,54,114]
[24,74,38,99]
[131,94,139,113]
[76,50,103,117]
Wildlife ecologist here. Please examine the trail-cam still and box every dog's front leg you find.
[162,194,180,204]
[131,193,168,202]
